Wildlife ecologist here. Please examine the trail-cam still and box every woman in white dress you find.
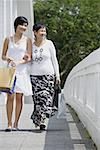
[2,16,33,131]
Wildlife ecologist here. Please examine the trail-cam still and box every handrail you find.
[63,47,100,149]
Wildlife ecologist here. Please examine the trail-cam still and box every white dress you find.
[7,35,33,96]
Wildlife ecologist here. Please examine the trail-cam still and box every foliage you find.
[33,0,100,87]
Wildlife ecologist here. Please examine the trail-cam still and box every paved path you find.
[0,98,97,150]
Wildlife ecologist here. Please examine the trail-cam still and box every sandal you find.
[40,124,46,130]
[5,126,12,132]
[12,127,19,131]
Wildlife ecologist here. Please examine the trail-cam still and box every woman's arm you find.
[2,38,14,63]
[18,37,32,65]
[22,37,32,63]
[49,40,60,84]
[26,37,32,61]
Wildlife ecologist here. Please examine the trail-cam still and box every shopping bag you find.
[57,90,67,119]
[0,67,16,94]
[53,84,61,108]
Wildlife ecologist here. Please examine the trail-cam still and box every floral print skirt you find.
[30,74,55,126]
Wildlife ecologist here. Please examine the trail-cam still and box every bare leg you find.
[6,93,14,127]
[13,93,23,128]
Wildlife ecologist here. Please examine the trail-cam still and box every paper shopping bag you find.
[0,67,16,94]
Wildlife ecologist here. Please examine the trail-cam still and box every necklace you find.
[32,39,46,64]
[32,47,43,63]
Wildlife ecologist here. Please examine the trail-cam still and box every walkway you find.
[0,97,97,150]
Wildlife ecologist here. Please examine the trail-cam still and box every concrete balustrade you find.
[63,47,100,149]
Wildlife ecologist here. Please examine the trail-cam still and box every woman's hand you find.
[56,79,61,85]
[23,53,31,61]
[6,57,13,64]
[55,79,61,93]
[9,60,16,67]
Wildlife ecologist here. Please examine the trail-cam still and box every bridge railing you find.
[63,48,100,149]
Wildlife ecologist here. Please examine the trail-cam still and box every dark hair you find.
[14,16,28,32]
[33,23,46,32]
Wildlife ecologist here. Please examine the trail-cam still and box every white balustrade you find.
[64,47,100,149]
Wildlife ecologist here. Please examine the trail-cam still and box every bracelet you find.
[7,57,11,62]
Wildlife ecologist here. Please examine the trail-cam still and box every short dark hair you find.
[33,23,46,32]
[14,16,28,32]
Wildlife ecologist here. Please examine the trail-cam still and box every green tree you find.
[33,0,100,87]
